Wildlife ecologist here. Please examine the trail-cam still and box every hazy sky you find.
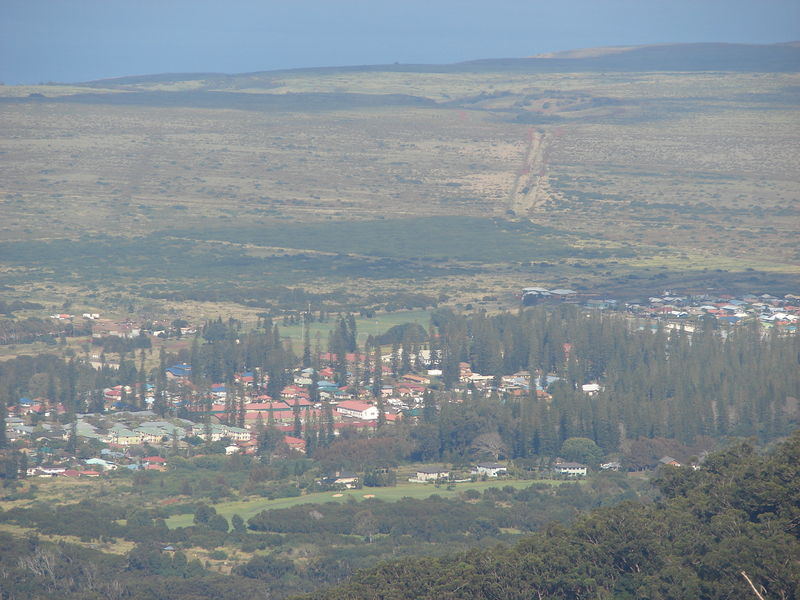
[2,0,799,84]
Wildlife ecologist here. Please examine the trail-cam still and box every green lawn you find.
[277,309,432,349]
[166,478,562,529]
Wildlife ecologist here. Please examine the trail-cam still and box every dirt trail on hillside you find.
[507,129,558,216]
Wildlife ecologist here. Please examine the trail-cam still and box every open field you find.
[164,478,559,529]
[277,309,433,348]
[1,45,798,326]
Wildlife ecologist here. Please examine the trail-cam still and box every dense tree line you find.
[91,333,151,354]
[190,317,295,399]
[0,354,103,417]
[0,316,90,346]
[425,306,799,459]
[0,346,165,416]
[299,306,798,494]
[0,300,44,315]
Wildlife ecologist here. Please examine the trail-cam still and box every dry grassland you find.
[0,66,798,317]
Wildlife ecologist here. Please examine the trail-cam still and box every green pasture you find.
[165,478,560,529]
[277,309,432,348]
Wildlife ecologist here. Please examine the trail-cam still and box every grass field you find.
[165,478,560,529]
[277,309,433,348]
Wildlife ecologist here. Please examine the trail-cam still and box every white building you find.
[412,467,450,482]
[334,401,379,420]
[472,462,508,477]
[554,462,588,477]
[581,383,601,395]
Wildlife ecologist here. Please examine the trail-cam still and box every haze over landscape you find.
[1,2,799,599]
[3,0,800,83]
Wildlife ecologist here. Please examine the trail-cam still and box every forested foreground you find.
[1,434,797,599]
[0,476,642,599]
[303,431,800,600]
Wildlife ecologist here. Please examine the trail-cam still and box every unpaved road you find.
[507,128,553,216]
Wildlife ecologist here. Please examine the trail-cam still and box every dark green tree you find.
[422,389,437,424]
[0,400,7,449]
[293,399,302,438]
[371,345,383,399]
[231,513,246,533]
[193,503,216,525]
[303,320,312,368]
[560,437,604,467]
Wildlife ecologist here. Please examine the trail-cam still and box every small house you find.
[283,435,306,453]
[413,467,450,482]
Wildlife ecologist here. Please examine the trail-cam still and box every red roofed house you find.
[284,435,306,453]
[247,401,291,412]
[237,438,259,455]
[397,383,426,396]
[245,410,293,423]
[281,385,310,400]
[289,397,314,408]
[400,374,430,385]
[104,387,123,403]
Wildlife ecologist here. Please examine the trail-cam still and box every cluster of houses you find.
[8,287,786,483]
[411,462,510,482]
[158,354,495,435]
[622,291,800,329]
[6,339,580,474]
[167,357,565,434]
[4,349,584,479]
[48,312,196,339]
[3,409,263,474]
[521,287,578,304]
[407,456,691,483]
[28,455,168,478]
[411,460,596,483]
[522,286,799,331]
